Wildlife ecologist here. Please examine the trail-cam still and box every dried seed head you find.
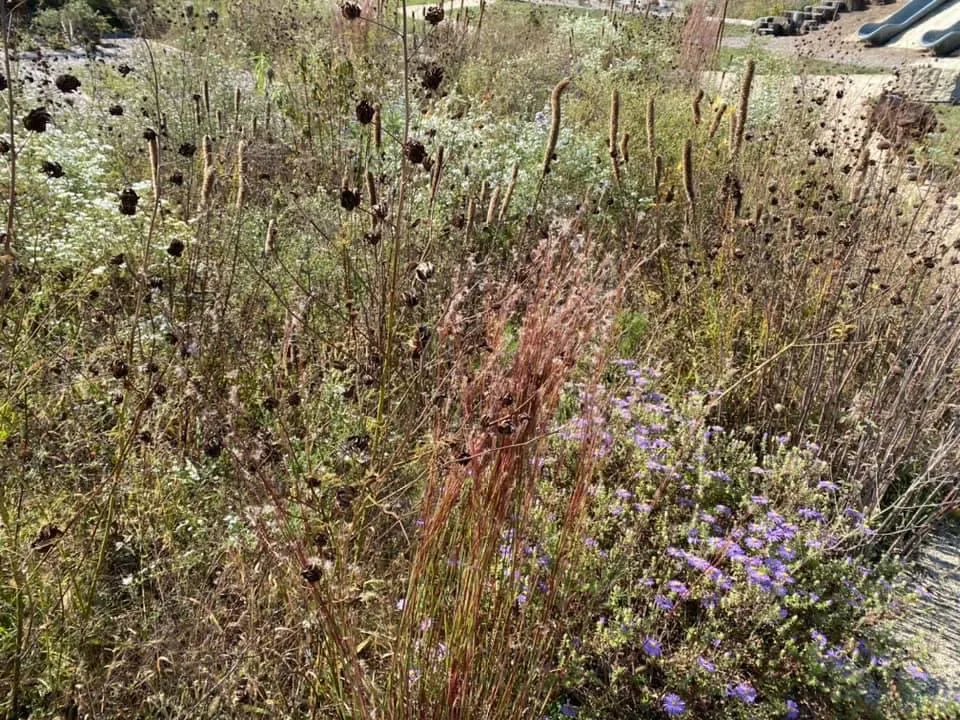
[356,99,375,124]
[264,219,277,257]
[421,63,444,91]
[55,74,81,94]
[167,239,185,257]
[341,2,361,19]
[24,107,52,133]
[404,139,427,165]
[425,5,444,24]
[41,160,64,178]
[119,188,139,215]
[541,78,571,178]
[340,187,361,211]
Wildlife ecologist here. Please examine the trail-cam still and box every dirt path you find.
[901,519,960,694]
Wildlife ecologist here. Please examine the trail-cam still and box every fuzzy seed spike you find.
[541,77,570,179]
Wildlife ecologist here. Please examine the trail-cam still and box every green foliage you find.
[30,0,113,47]
[1,0,960,717]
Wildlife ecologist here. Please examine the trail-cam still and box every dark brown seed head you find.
[108,104,124,116]
[341,2,361,19]
[340,187,361,211]
[119,188,139,216]
[169,171,184,186]
[41,161,64,178]
[301,564,322,583]
[404,139,426,165]
[111,358,129,379]
[167,239,185,257]
[421,64,444,91]
[356,99,375,124]
[24,108,52,133]
[425,5,444,24]
[178,142,197,157]
[55,74,81,94]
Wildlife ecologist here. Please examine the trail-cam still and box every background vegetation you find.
[1,0,959,717]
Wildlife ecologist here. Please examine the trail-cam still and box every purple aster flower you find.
[584,537,598,549]
[615,487,633,499]
[559,702,579,717]
[654,595,674,611]
[706,469,731,483]
[750,466,767,476]
[731,682,757,703]
[810,629,828,649]
[662,693,686,716]
[714,504,732,516]
[778,546,797,561]
[905,664,930,681]
[667,580,690,597]
[747,569,773,592]
[817,480,838,493]
[745,536,764,550]
[697,656,716,672]
[785,699,799,719]
[751,495,770,506]
[634,502,653,513]
[844,508,864,524]
[643,636,662,657]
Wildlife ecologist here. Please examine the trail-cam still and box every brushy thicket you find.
[2,0,960,718]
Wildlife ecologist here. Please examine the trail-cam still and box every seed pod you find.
[486,186,501,226]
[645,96,655,157]
[732,59,755,159]
[708,102,727,139]
[498,164,519,222]
[541,78,570,178]
[235,139,246,211]
[366,171,378,209]
[692,88,704,125]
[262,219,278,257]
[682,138,695,209]
[609,89,621,184]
